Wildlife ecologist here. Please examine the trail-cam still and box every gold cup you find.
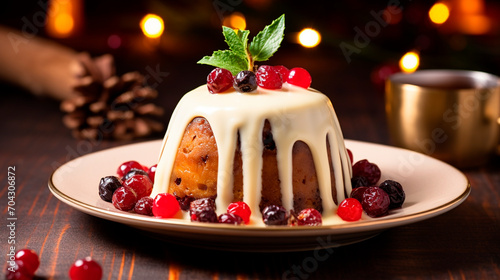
[385,70,500,168]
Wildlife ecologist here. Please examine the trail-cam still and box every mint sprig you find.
[198,14,285,75]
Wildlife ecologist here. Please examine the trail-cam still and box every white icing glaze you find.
[152,84,352,225]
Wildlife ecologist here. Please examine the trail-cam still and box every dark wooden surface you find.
[1,56,499,280]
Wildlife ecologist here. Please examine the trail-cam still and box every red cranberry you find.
[287,67,312,88]
[190,198,217,223]
[256,65,283,89]
[69,257,102,280]
[262,205,288,225]
[207,68,234,94]
[147,164,157,184]
[152,193,180,218]
[352,159,381,185]
[134,196,154,216]
[297,208,322,226]
[337,198,363,221]
[123,174,153,199]
[379,180,405,209]
[15,249,39,276]
[218,213,244,225]
[273,65,290,82]
[112,186,138,211]
[227,201,251,224]
[98,176,122,202]
[350,186,368,203]
[362,187,390,217]
[116,161,143,178]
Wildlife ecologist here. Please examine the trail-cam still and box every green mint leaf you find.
[249,14,285,62]
[223,26,249,59]
[197,50,247,75]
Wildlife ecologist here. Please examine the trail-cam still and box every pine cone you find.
[60,53,165,140]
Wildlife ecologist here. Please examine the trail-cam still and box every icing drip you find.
[153,84,352,224]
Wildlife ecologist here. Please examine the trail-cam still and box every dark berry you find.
[189,197,216,213]
[256,65,283,89]
[273,65,290,82]
[134,196,154,216]
[98,176,122,202]
[297,208,322,226]
[262,205,288,225]
[15,249,39,276]
[350,186,368,203]
[117,160,143,178]
[112,186,138,211]
[287,67,312,88]
[6,261,32,280]
[233,70,257,93]
[69,257,102,280]
[351,176,369,189]
[147,164,157,184]
[352,159,381,185]
[176,195,195,211]
[207,68,234,94]
[122,168,149,181]
[346,148,353,165]
[218,213,244,225]
[152,193,180,218]
[123,174,153,199]
[190,198,217,223]
[337,198,363,221]
[361,186,390,218]
[227,201,251,224]
[379,180,405,209]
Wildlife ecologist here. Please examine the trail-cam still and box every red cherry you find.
[287,67,312,88]
[227,201,251,224]
[152,193,180,218]
[69,257,103,280]
[123,174,153,199]
[116,161,143,178]
[112,186,138,211]
[256,65,283,89]
[337,198,363,221]
[207,68,234,94]
[15,249,39,276]
[147,164,157,184]
[5,261,33,280]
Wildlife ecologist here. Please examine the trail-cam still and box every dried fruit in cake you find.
[152,193,180,218]
[262,205,288,225]
[256,65,283,89]
[379,180,405,209]
[297,208,322,226]
[207,67,234,93]
[352,159,381,185]
[116,160,144,178]
[337,198,363,221]
[112,186,138,211]
[69,257,102,280]
[98,176,122,202]
[361,186,390,217]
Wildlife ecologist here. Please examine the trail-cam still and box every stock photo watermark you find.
[6,166,17,273]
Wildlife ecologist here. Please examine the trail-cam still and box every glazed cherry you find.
[152,193,180,218]
[122,168,149,181]
[218,213,244,225]
[134,196,154,216]
[352,159,381,185]
[350,186,368,203]
[297,208,322,226]
[123,174,153,199]
[207,68,234,94]
[287,67,312,88]
[112,186,138,211]
[233,70,257,92]
[262,205,288,225]
[98,176,122,202]
[190,198,217,223]
[15,249,39,276]
[116,161,144,178]
[379,180,405,209]
[68,257,102,280]
[227,201,251,224]
[256,65,283,89]
[337,198,363,221]
[147,164,157,184]
[273,65,290,82]
[362,186,390,218]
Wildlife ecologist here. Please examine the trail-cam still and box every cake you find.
[152,84,352,223]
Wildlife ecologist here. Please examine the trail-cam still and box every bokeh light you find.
[429,3,450,24]
[399,51,420,73]
[298,28,321,48]
[107,34,122,49]
[140,14,164,39]
[223,12,246,30]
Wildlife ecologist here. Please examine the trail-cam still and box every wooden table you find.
[1,57,499,280]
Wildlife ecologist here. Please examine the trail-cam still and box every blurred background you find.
[1,0,499,142]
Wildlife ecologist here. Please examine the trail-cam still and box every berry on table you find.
[134,196,154,216]
[297,208,322,226]
[14,249,40,276]
[262,205,288,225]
[287,67,312,88]
[361,186,390,218]
[218,213,244,225]
[337,198,363,221]
[207,68,234,94]
[379,180,405,209]
[352,159,381,185]
[68,257,103,280]
[112,186,138,211]
[273,65,290,82]
[152,193,180,218]
[227,201,251,224]
[256,65,283,89]
[233,70,257,93]
[116,161,144,178]
[147,164,157,184]
[123,174,153,199]
[5,261,33,280]
[98,176,122,202]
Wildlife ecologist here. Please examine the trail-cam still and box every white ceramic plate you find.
[48,140,470,252]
